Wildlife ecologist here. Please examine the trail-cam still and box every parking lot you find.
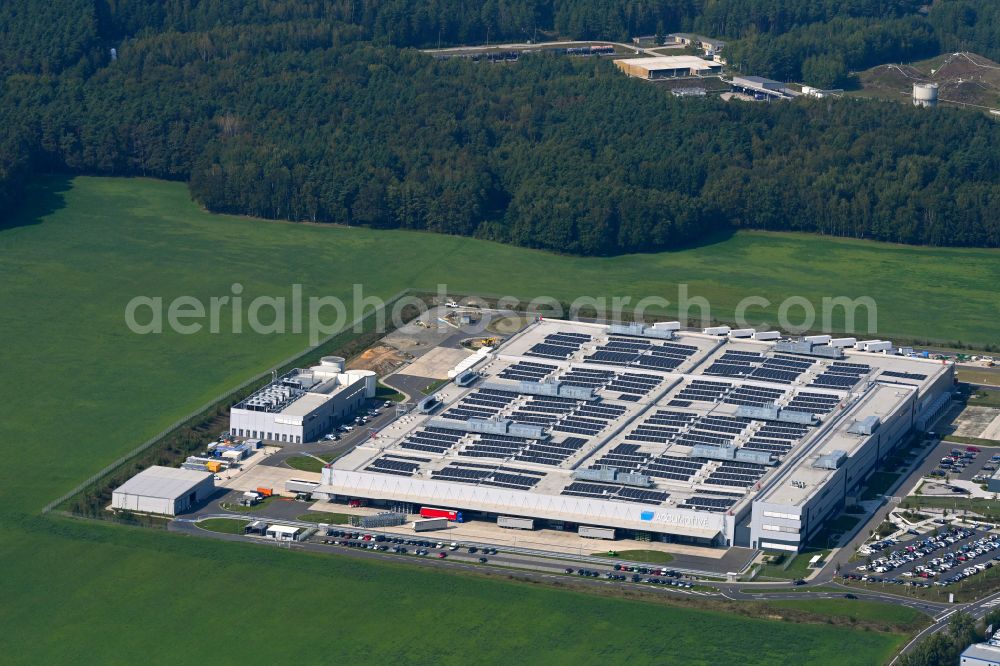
[315,529,698,590]
[923,441,1000,484]
[844,523,1000,590]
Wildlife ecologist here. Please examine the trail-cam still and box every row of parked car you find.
[564,567,694,588]
[612,564,683,577]
[858,527,976,573]
[321,530,499,561]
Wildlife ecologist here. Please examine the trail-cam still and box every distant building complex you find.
[615,56,723,79]
[313,320,954,551]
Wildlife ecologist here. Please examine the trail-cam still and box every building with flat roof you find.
[229,356,377,444]
[112,466,214,516]
[615,56,722,79]
[667,33,727,53]
[962,643,1000,666]
[313,320,953,549]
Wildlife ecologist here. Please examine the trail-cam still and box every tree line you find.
[1,1,999,255]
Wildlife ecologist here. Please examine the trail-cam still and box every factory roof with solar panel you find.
[316,318,954,550]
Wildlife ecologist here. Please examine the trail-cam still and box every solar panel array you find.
[624,409,697,445]
[561,480,669,505]
[811,361,870,389]
[525,332,592,360]
[440,388,517,421]
[784,390,841,415]
[552,398,627,437]
[704,460,767,488]
[881,370,928,381]
[498,360,557,383]
[591,443,652,473]
[583,336,698,372]
[703,350,764,378]
[364,455,421,477]
[676,415,752,448]
[743,421,811,456]
[678,495,738,512]
[515,436,588,466]
[722,384,785,407]
[747,355,814,384]
[676,379,732,403]
[399,427,464,454]
[557,367,663,400]
[431,463,542,490]
[644,455,705,481]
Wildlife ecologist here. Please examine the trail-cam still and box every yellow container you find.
[205,461,222,473]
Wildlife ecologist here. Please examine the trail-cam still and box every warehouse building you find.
[312,320,953,550]
[731,75,794,100]
[615,56,722,79]
[666,33,727,55]
[229,356,377,444]
[112,466,215,516]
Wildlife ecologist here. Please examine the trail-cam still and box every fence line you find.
[40,289,413,514]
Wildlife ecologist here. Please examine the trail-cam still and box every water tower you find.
[913,83,938,108]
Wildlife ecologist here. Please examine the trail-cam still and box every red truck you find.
[420,507,464,522]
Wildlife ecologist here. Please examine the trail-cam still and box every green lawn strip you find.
[422,378,449,394]
[759,550,830,580]
[761,598,928,632]
[743,586,845,594]
[375,382,405,402]
[296,512,353,525]
[591,549,675,564]
[285,455,334,473]
[899,496,1000,521]
[219,495,279,513]
[197,518,249,534]
[943,434,1000,447]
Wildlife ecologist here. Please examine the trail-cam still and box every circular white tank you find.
[913,83,938,108]
[345,369,377,398]
[319,355,346,372]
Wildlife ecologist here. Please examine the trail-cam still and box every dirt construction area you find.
[346,345,408,375]
[394,346,471,380]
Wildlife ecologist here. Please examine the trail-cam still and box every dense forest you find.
[1,0,999,254]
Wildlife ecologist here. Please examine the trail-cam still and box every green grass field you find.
[762,598,926,630]
[198,518,249,534]
[5,175,996,663]
[220,495,279,513]
[285,455,334,473]
[759,550,830,580]
[297,512,353,524]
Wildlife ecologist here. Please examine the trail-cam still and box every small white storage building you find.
[112,466,214,516]
[265,524,302,541]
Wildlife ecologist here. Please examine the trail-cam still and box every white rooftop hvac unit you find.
[728,328,755,339]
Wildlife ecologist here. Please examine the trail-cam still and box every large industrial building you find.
[112,466,215,516]
[615,56,723,79]
[312,320,954,551]
[229,356,377,444]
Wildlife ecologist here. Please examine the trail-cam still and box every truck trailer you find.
[412,518,449,532]
[578,525,616,540]
[420,507,464,522]
[498,515,535,530]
